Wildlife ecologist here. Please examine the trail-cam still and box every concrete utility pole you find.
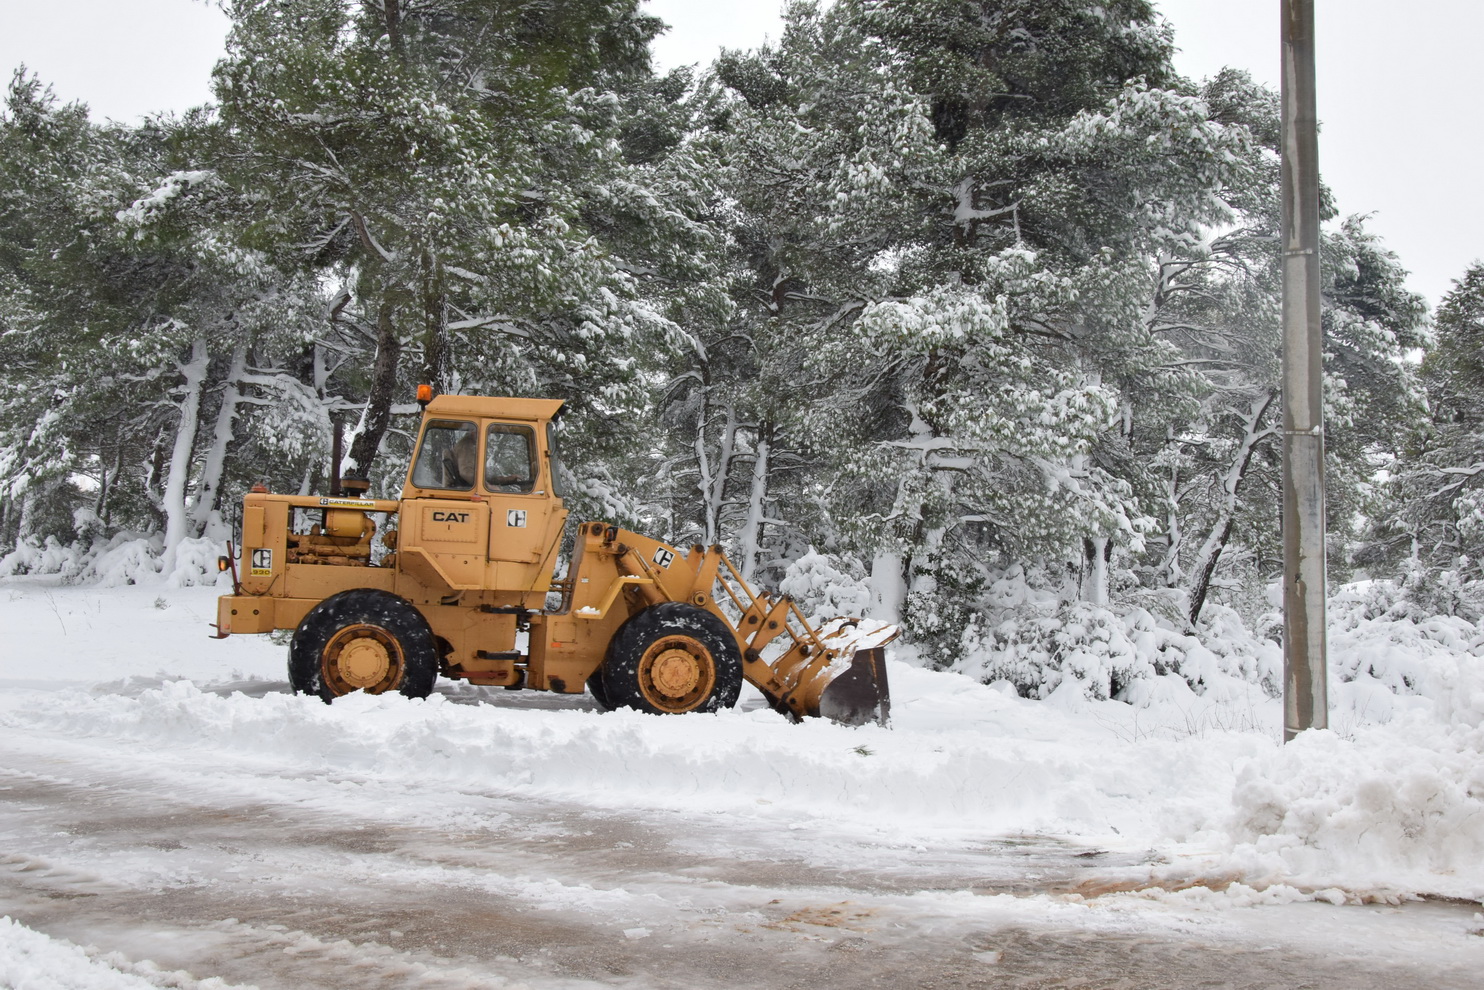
[1280,0,1328,741]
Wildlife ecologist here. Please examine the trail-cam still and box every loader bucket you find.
[768,618,896,728]
[814,646,891,727]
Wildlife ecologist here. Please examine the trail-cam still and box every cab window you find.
[485,424,536,494]
[546,419,566,497]
[411,420,477,491]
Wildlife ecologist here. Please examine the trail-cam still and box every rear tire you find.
[601,602,742,715]
[289,590,437,703]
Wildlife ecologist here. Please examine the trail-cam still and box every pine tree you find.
[1370,264,1484,607]
[811,1,1253,653]
[211,0,669,490]
[0,71,327,566]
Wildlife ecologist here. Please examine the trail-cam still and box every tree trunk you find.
[714,406,738,535]
[190,344,247,536]
[1080,536,1111,606]
[909,522,947,601]
[1158,429,1183,588]
[13,492,32,544]
[160,339,210,577]
[692,395,715,545]
[1187,392,1278,624]
[420,248,449,393]
[344,297,403,486]
[906,406,959,607]
[693,397,737,546]
[738,426,771,580]
[144,433,167,530]
[96,430,124,523]
[869,551,906,623]
[873,410,934,623]
[381,0,404,51]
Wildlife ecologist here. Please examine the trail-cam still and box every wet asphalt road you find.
[2,726,1482,990]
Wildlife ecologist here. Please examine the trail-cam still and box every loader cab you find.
[396,395,568,601]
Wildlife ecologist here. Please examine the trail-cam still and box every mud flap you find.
[814,647,890,727]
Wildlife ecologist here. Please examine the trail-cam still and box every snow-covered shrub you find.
[0,536,85,581]
[898,556,987,670]
[72,534,163,587]
[163,536,227,587]
[0,531,220,588]
[903,582,980,670]
[950,576,1282,705]
[1400,563,1484,622]
[941,574,1482,713]
[1327,580,1484,723]
[72,506,107,543]
[2,476,90,550]
[778,549,871,622]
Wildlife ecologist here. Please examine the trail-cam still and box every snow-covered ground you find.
[2,578,1483,987]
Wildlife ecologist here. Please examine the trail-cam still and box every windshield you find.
[410,420,477,491]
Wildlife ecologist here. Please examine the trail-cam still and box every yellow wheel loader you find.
[212,392,894,726]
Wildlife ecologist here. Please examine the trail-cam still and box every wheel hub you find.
[339,638,391,687]
[637,634,715,712]
[650,647,702,697]
[322,623,402,693]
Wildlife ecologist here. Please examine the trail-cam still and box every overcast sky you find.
[1,0,1478,307]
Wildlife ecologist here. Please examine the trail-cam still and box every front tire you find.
[289,590,437,703]
[587,671,614,711]
[601,602,743,715]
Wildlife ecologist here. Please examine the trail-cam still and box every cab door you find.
[395,418,492,596]
[480,423,564,592]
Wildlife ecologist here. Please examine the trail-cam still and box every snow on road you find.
[1,579,1483,987]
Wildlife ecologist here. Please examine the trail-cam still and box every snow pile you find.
[0,676,1231,839]
[1207,713,1484,901]
[0,916,247,990]
[1163,586,1484,900]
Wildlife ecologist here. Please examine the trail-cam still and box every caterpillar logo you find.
[432,511,470,523]
[318,497,374,508]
